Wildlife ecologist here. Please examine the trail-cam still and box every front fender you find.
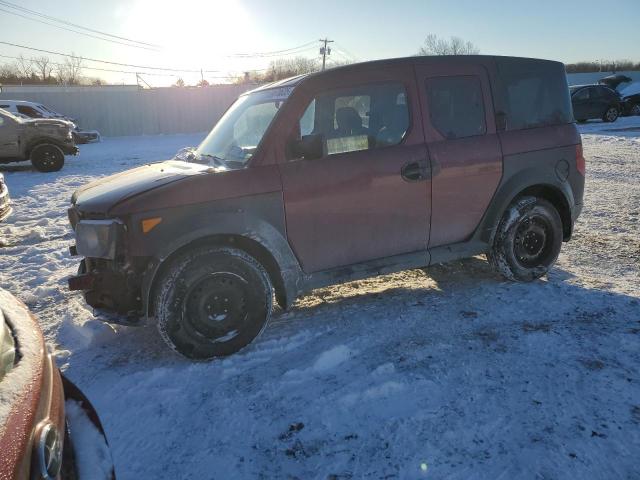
[132,193,302,316]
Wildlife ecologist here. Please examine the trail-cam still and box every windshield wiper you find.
[198,153,227,168]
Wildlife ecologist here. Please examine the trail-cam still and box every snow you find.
[65,399,114,480]
[0,289,44,426]
[0,119,639,479]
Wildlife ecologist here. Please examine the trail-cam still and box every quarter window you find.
[296,82,410,157]
[426,76,486,139]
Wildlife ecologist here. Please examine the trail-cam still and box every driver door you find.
[278,67,431,273]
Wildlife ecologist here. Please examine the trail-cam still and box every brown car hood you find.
[72,160,212,214]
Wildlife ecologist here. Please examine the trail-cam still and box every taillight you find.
[576,144,586,176]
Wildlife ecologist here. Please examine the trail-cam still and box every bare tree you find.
[56,53,84,85]
[14,54,33,78]
[418,34,479,56]
[32,56,54,82]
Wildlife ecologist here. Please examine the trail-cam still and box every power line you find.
[228,41,318,58]
[0,0,160,49]
[0,7,161,51]
[0,53,264,80]
[0,40,219,73]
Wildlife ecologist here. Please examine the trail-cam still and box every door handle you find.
[401,161,428,182]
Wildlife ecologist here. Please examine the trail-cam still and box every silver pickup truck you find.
[0,107,78,172]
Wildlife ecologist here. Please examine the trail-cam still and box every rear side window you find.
[497,58,572,130]
[426,76,486,139]
[16,105,43,118]
[572,88,589,101]
[298,82,409,156]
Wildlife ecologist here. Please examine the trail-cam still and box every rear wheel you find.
[630,104,640,116]
[30,144,64,172]
[488,196,563,282]
[154,246,273,360]
[602,106,619,123]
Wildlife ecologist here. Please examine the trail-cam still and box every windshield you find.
[196,87,292,167]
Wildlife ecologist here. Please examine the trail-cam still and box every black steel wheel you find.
[602,106,619,123]
[154,246,273,360]
[488,196,563,282]
[30,144,65,172]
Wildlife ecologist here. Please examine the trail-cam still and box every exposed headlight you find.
[75,220,120,259]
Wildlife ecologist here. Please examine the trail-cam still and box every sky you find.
[0,0,638,86]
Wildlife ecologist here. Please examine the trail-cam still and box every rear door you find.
[572,88,590,120]
[414,63,502,248]
[278,66,431,273]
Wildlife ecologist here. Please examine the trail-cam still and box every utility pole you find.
[319,38,334,70]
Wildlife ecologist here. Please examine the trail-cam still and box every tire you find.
[30,144,65,172]
[602,105,619,123]
[630,104,640,116]
[153,246,273,360]
[487,196,563,282]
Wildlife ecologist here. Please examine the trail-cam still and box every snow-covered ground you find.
[1,118,639,479]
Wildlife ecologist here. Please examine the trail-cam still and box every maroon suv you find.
[67,56,585,360]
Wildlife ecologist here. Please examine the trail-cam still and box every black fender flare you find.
[25,138,66,158]
[473,166,576,245]
[139,216,303,317]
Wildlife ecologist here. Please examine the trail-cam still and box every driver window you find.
[296,82,409,157]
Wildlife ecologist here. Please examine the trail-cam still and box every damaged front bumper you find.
[67,256,147,326]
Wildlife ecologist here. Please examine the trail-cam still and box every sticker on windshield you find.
[270,86,295,100]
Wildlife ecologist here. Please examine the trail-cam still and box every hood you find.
[71,160,213,214]
[22,118,73,128]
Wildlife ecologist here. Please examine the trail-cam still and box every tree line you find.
[0,53,105,86]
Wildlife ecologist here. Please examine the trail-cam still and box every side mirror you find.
[174,146,197,162]
[290,133,325,160]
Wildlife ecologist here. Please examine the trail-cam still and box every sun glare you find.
[119,0,258,79]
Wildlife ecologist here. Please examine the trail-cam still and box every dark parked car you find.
[570,84,621,123]
[598,74,632,90]
[67,55,585,360]
[620,87,640,116]
[0,289,115,479]
[0,173,10,223]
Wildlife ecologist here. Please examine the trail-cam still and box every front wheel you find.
[602,106,619,123]
[153,246,273,360]
[30,144,65,172]
[488,196,563,282]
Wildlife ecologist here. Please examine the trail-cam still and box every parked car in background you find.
[570,84,621,122]
[598,74,633,91]
[0,289,115,479]
[619,83,640,116]
[67,56,584,360]
[0,173,10,222]
[0,100,101,144]
[0,108,78,172]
